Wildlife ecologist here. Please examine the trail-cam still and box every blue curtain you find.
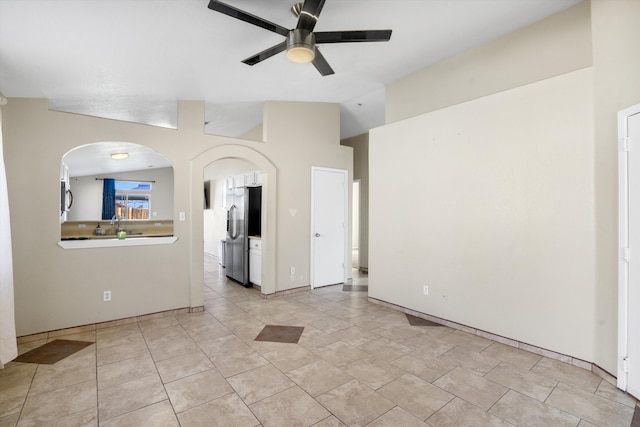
[101,178,116,220]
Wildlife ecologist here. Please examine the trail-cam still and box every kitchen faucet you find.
[110,215,122,232]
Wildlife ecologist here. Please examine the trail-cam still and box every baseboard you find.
[259,284,311,299]
[367,296,617,383]
[17,306,197,342]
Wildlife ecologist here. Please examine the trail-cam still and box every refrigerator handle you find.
[230,205,238,239]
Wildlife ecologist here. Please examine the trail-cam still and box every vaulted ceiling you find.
[0,0,582,139]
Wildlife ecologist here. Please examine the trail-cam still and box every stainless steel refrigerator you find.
[225,186,261,287]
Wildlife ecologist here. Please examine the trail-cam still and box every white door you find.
[311,167,347,288]
[619,105,640,397]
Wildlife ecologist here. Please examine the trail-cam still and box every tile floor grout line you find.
[93,336,99,427]
[141,316,185,424]
[14,358,40,427]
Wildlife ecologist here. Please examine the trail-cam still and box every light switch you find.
[179,211,186,221]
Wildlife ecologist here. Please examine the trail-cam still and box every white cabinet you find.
[249,237,262,286]
[222,177,234,210]
[233,174,245,188]
[244,171,262,187]
[223,171,262,210]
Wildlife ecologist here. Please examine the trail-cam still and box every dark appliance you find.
[60,180,73,216]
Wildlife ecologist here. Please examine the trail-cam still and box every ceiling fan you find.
[207,0,392,76]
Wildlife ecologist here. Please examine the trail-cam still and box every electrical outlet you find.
[423,286,429,295]
[290,267,295,275]
[441,289,448,300]
[103,290,111,302]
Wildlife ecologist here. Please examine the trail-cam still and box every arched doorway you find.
[189,145,277,308]
[203,158,260,286]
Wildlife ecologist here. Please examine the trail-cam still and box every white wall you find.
[370,68,596,361]
[590,0,640,372]
[68,167,174,221]
[371,0,640,375]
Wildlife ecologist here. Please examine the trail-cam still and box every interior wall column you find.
[0,93,18,368]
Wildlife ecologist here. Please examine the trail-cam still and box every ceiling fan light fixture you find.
[287,46,315,64]
[286,29,315,64]
[111,152,129,160]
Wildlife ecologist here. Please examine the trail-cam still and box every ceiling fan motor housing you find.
[286,29,316,63]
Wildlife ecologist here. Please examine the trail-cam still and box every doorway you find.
[618,103,640,398]
[352,180,361,270]
[190,145,277,306]
[203,158,257,261]
[311,167,348,288]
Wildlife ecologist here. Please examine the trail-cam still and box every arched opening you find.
[60,142,174,240]
[203,158,262,285]
[189,145,277,309]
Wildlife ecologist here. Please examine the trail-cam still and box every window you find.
[115,181,151,220]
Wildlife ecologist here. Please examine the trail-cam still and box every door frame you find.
[352,179,361,269]
[310,166,349,289]
[618,102,640,391]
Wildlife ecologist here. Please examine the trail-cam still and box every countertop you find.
[58,236,178,249]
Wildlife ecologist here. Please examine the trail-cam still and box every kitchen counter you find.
[61,233,174,240]
[58,236,178,249]
[61,219,174,240]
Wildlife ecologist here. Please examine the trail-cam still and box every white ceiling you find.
[0,0,582,140]
[64,142,173,177]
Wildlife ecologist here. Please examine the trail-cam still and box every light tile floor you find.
[1,255,638,426]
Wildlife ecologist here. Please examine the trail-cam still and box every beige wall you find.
[240,125,263,142]
[3,99,351,336]
[4,100,195,335]
[262,101,354,286]
[591,0,640,372]
[371,68,596,361]
[341,133,369,271]
[374,0,640,374]
[386,0,592,123]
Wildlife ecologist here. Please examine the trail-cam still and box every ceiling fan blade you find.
[296,0,326,32]
[208,0,290,37]
[315,30,393,44]
[311,48,334,76]
[242,41,287,66]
